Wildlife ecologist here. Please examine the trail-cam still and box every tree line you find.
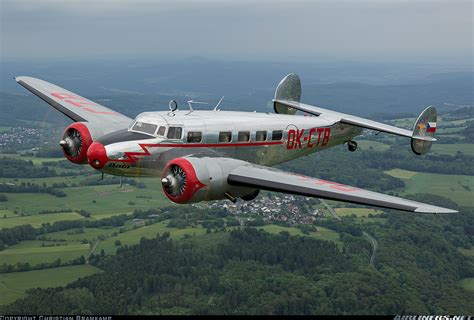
[2,217,473,315]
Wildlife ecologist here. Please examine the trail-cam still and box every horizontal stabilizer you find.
[272,73,439,155]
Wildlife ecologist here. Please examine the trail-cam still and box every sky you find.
[0,0,472,64]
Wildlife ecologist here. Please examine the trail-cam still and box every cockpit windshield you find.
[131,122,158,135]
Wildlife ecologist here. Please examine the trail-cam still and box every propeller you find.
[60,127,83,157]
[162,164,187,197]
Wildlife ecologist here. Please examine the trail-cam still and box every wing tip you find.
[14,76,28,83]
[14,76,39,84]
[414,207,458,214]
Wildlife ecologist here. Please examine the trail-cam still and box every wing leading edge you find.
[228,164,457,214]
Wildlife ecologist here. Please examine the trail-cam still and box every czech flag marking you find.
[426,122,437,133]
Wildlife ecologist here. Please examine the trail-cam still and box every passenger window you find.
[167,127,182,139]
[256,131,267,141]
[238,131,250,142]
[272,130,283,141]
[187,131,202,143]
[157,126,166,136]
[219,132,232,143]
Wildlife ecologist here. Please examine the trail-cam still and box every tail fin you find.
[411,106,437,155]
[273,73,301,115]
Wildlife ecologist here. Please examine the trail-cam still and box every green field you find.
[0,153,65,166]
[0,209,17,218]
[384,169,418,179]
[388,118,413,127]
[63,184,169,216]
[95,221,343,255]
[0,243,90,266]
[0,175,84,185]
[458,247,474,258]
[310,226,342,247]
[258,224,305,236]
[258,224,342,247]
[0,182,172,217]
[0,193,77,216]
[438,134,465,140]
[7,240,60,249]
[0,211,84,229]
[334,207,382,217]
[96,221,208,254]
[385,168,474,207]
[437,126,467,134]
[459,277,474,292]
[0,265,100,305]
[403,172,474,207]
[357,140,390,152]
[431,143,474,156]
[1,153,65,165]
[443,118,474,126]
[43,227,119,242]
[0,153,173,217]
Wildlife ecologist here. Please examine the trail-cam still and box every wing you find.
[228,164,457,214]
[15,76,132,127]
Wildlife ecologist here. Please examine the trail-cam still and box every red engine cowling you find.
[60,122,94,164]
[161,157,258,204]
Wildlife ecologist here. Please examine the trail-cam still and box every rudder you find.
[411,106,437,155]
[273,73,301,115]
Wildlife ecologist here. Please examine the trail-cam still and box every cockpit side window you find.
[131,122,158,135]
[167,127,183,139]
[157,126,166,136]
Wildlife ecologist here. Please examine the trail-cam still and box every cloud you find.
[1,0,472,63]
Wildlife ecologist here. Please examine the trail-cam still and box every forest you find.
[2,208,474,315]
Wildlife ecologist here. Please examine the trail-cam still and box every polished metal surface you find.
[98,110,362,177]
[15,74,457,213]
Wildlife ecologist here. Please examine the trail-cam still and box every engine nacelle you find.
[161,157,259,204]
[60,122,94,164]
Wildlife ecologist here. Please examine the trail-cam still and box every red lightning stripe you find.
[51,92,118,115]
[113,141,284,163]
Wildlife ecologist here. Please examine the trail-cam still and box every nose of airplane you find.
[87,142,108,169]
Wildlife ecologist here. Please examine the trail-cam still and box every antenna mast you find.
[186,100,209,113]
[213,96,225,111]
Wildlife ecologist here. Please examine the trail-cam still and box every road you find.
[319,199,341,220]
[362,231,378,266]
[87,240,100,264]
[319,199,377,266]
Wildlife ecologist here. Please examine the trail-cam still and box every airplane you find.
[15,73,457,214]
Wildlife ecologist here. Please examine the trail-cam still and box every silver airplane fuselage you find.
[90,110,363,177]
